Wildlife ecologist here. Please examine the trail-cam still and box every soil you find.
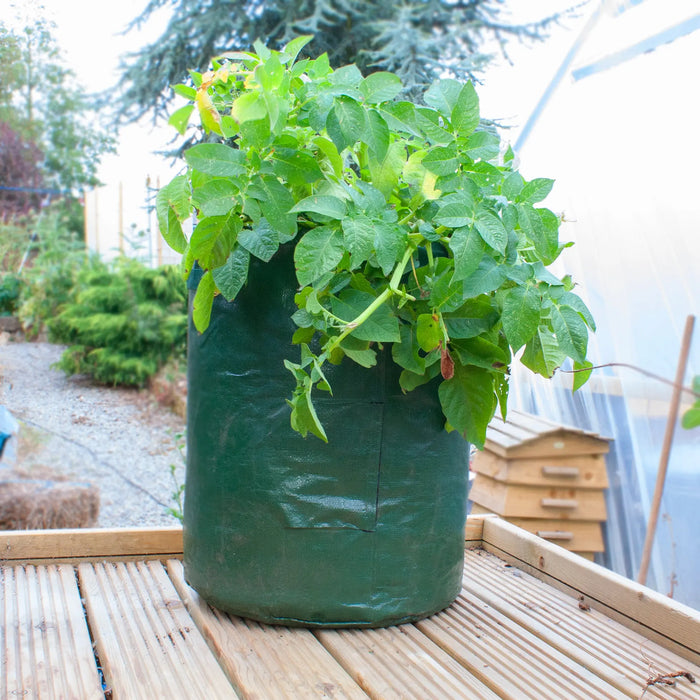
[0,337,186,528]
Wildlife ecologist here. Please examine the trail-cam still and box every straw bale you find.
[0,479,99,529]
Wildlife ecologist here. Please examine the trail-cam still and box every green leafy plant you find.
[683,376,700,429]
[159,38,595,447]
[0,273,21,315]
[49,258,187,386]
[16,215,95,338]
[166,429,186,522]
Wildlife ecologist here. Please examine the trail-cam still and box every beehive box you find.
[470,410,611,559]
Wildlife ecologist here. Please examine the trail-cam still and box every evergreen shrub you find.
[50,258,187,386]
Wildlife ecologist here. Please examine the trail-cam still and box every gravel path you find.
[0,340,186,528]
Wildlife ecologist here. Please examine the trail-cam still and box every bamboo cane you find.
[637,314,695,586]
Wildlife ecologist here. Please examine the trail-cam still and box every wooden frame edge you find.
[0,526,184,562]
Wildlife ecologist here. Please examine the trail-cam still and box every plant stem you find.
[325,245,415,353]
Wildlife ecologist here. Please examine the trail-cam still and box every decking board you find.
[463,549,700,699]
[1,564,103,699]
[2,519,698,700]
[167,559,366,700]
[79,561,236,699]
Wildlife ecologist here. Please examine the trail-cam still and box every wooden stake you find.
[637,314,695,585]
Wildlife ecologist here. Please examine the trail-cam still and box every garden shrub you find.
[49,257,187,386]
[0,273,21,315]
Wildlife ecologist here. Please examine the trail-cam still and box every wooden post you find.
[637,315,695,585]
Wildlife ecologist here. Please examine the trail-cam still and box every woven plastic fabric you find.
[184,245,469,627]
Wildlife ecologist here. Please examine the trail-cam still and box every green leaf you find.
[341,344,377,367]
[518,177,555,204]
[368,140,406,198]
[342,215,375,266]
[573,360,594,392]
[374,222,407,276]
[379,102,422,137]
[239,116,271,148]
[172,84,196,100]
[286,372,328,442]
[682,403,700,430]
[399,363,441,392]
[462,258,507,298]
[238,219,279,262]
[392,323,425,374]
[450,336,508,371]
[521,327,567,377]
[212,245,250,302]
[443,298,497,339]
[502,172,525,201]
[313,136,343,178]
[326,96,367,152]
[464,130,500,160]
[556,291,596,331]
[449,226,485,282]
[474,206,507,255]
[430,268,465,312]
[192,179,238,217]
[417,313,441,352]
[189,214,239,269]
[156,176,190,254]
[247,175,297,239]
[168,104,195,135]
[550,305,588,364]
[184,144,247,176]
[502,286,541,351]
[435,191,475,228]
[231,90,267,123]
[192,270,216,332]
[414,107,454,145]
[290,194,347,220]
[271,148,323,185]
[518,204,558,264]
[364,109,390,161]
[451,81,480,137]
[360,72,403,103]
[294,225,344,286]
[424,79,462,118]
[332,289,400,342]
[281,35,313,63]
[438,363,496,448]
[422,145,458,176]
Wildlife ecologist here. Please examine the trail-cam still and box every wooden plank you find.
[417,585,627,699]
[470,475,607,520]
[469,506,605,552]
[315,624,500,699]
[166,559,367,700]
[481,517,700,663]
[464,513,490,544]
[79,560,236,699]
[1,564,103,699]
[472,452,609,489]
[0,527,183,563]
[462,548,700,699]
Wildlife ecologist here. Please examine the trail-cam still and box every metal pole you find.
[637,315,695,585]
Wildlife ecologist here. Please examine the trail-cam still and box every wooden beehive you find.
[470,410,611,560]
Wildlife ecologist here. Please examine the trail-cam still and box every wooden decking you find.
[2,516,699,699]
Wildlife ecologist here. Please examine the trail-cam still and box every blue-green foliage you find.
[50,258,187,386]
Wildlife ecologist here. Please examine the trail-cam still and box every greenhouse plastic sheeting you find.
[491,0,700,608]
[184,246,469,627]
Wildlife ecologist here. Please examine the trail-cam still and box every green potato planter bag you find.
[185,245,470,626]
